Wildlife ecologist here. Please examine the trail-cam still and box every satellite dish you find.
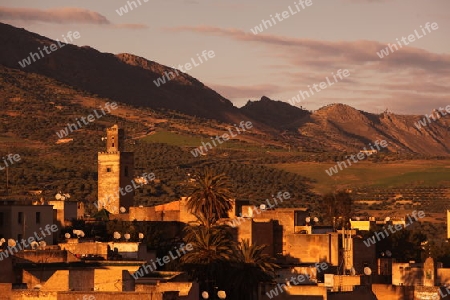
[101,137,107,141]
[39,241,47,249]
[113,232,121,240]
[124,233,131,241]
[385,217,390,222]
[73,230,84,238]
[313,217,319,223]
[305,217,311,223]
[65,233,71,239]
[355,217,360,221]
[138,233,144,239]
[217,291,226,299]
[64,193,71,199]
[364,267,372,276]
[33,284,42,290]
[8,239,16,247]
[31,241,39,249]
[201,291,209,299]
[350,266,356,275]
[55,193,61,200]
[139,205,144,208]
[260,204,266,210]
[120,207,126,213]
[60,196,66,201]
[386,250,392,257]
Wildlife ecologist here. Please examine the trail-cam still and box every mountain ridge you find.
[0,22,449,156]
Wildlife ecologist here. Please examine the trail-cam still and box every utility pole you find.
[6,166,8,196]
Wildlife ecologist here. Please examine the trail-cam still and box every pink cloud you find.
[167,26,450,73]
[0,6,148,29]
[0,6,110,24]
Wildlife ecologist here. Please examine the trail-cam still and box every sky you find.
[0,0,449,114]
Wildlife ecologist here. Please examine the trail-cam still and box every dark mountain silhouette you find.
[0,22,247,123]
[0,22,449,156]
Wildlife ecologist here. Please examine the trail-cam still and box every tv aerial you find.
[31,241,39,250]
[8,239,16,247]
[113,232,121,240]
[73,230,85,238]
[39,241,47,249]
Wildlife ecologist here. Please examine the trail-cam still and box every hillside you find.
[0,65,320,213]
[1,22,449,156]
[0,22,248,123]
[241,101,450,156]
[240,96,310,130]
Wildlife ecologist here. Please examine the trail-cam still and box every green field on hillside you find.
[271,160,450,193]
[141,130,273,152]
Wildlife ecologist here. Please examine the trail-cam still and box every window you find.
[106,167,112,172]
[36,212,41,224]
[18,212,23,224]
[18,234,22,241]
[124,166,129,177]
[0,212,3,226]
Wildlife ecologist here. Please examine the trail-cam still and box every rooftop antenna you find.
[6,166,8,196]
[124,233,131,241]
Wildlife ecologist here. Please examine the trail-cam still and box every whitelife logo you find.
[0,153,21,171]
[56,102,118,139]
[288,69,350,106]
[18,31,81,68]
[325,140,388,177]
[116,0,149,16]
[414,105,450,130]
[376,22,438,59]
[190,121,253,157]
[132,243,193,279]
[363,210,425,247]
[0,224,58,261]
[250,0,313,35]
[227,192,290,228]
[153,50,215,87]
[95,172,156,212]
[265,263,328,299]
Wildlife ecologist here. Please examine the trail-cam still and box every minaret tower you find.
[97,125,134,214]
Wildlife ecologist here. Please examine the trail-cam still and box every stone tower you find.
[97,125,134,214]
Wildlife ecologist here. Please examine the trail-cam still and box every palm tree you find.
[187,167,234,228]
[229,239,278,300]
[181,226,235,294]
